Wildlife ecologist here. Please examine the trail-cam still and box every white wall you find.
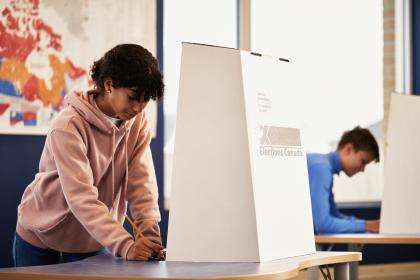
[163,0,237,208]
[251,0,384,202]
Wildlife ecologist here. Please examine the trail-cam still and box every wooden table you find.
[315,234,420,279]
[0,251,361,280]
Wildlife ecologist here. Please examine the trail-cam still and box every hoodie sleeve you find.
[48,128,135,258]
[125,116,162,245]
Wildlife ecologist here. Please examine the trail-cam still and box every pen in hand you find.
[125,214,145,239]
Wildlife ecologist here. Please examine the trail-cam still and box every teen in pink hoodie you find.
[14,44,164,266]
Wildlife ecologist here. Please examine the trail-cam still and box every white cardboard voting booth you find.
[166,43,315,262]
[380,93,420,234]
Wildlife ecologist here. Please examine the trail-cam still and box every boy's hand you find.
[126,238,164,261]
[365,219,380,233]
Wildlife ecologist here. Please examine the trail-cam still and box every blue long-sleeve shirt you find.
[307,152,365,233]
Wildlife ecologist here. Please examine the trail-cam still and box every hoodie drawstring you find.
[117,127,130,220]
[125,129,129,193]
[110,127,116,203]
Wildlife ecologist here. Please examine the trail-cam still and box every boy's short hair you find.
[90,44,164,102]
[337,126,380,162]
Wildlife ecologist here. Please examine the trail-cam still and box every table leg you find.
[306,267,318,280]
[349,261,358,279]
[348,244,361,280]
[333,263,350,280]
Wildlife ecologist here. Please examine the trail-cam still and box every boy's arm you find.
[309,165,365,233]
[329,191,357,220]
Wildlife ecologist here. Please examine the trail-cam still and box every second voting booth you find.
[167,43,315,262]
[380,93,420,234]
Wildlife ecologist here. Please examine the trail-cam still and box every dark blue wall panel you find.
[0,136,45,267]
[155,0,169,247]
[413,0,420,94]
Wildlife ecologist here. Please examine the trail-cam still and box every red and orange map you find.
[0,0,88,132]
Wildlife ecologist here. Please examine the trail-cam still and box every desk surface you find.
[0,251,361,280]
[316,234,420,244]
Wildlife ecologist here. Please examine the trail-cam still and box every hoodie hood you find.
[64,91,134,134]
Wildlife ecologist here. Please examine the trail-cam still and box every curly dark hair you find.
[90,44,164,102]
[337,126,380,162]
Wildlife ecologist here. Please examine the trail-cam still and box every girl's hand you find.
[126,238,164,261]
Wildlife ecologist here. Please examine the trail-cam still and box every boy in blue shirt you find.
[307,126,380,234]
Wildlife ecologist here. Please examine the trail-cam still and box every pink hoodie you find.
[16,91,161,259]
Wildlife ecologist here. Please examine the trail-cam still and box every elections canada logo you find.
[257,125,303,157]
